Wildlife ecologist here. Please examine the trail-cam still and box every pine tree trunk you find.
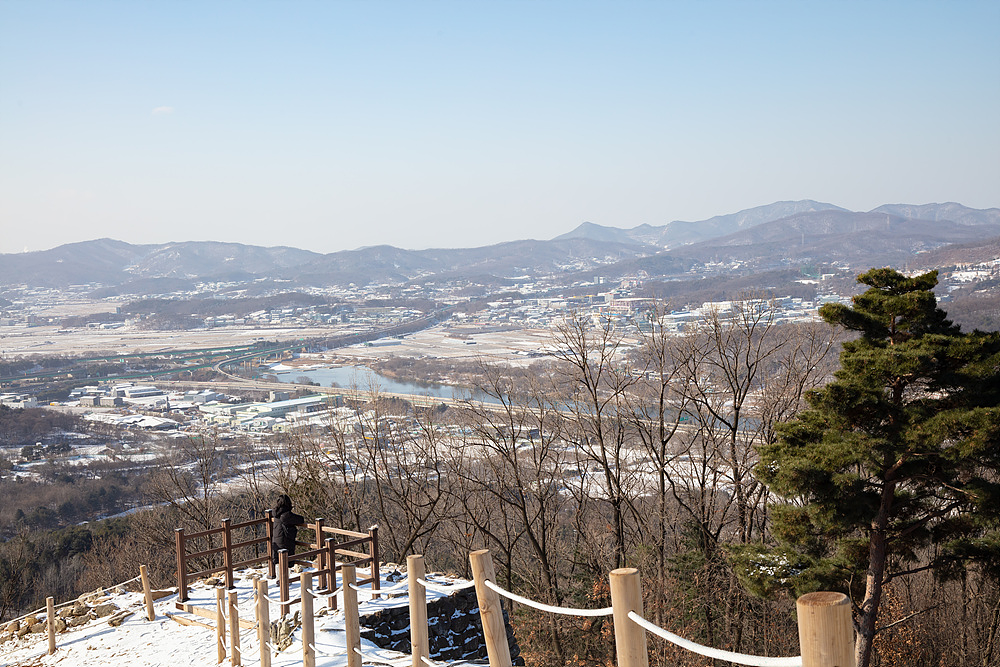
[857,481,895,667]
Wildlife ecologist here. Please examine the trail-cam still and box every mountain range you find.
[1,201,997,292]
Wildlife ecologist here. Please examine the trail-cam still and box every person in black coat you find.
[271,493,305,565]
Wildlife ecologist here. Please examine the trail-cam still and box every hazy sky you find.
[1,1,997,255]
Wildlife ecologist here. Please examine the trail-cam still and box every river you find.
[273,365,491,402]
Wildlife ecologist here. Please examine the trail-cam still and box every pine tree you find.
[754,268,1000,667]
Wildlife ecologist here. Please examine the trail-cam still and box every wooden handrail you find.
[231,536,268,550]
[327,536,370,551]
[187,564,229,580]
[186,526,226,540]
[187,546,226,560]
[176,513,378,604]
[321,526,368,539]
[229,517,269,531]
[234,554,270,568]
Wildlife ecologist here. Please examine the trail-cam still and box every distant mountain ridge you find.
[554,201,1000,248]
[1,201,997,290]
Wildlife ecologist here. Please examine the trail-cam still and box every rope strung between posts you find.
[312,585,345,600]
[353,646,403,666]
[261,593,300,606]
[239,624,259,638]
[483,579,613,617]
[348,580,408,595]
[239,645,260,659]
[420,655,438,666]
[309,643,345,658]
[379,580,411,594]
[416,578,475,594]
[7,574,145,625]
[626,610,803,667]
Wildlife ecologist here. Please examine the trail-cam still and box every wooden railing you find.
[175,512,275,601]
[174,515,379,607]
[278,521,380,617]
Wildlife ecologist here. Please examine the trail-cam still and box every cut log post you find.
[408,554,429,667]
[256,578,271,667]
[343,565,361,667]
[470,549,512,667]
[301,572,315,667]
[229,589,241,667]
[141,564,155,621]
[215,587,226,664]
[797,592,856,667]
[325,537,337,611]
[609,568,648,667]
[46,596,56,655]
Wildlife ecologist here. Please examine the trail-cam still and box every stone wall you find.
[360,585,524,665]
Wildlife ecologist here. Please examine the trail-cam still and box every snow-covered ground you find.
[0,565,478,667]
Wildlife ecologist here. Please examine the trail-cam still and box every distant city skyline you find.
[1,1,997,255]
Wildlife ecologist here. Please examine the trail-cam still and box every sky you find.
[1,1,998,255]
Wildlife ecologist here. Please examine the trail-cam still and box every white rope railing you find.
[349,580,408,595]
[378,580,411,595]
[240,645,260,659]
[261,593,300,606]
[420,656,437,666]
[312,586,344,600]
[484,580,613,617]
[309,643,344,658]
[416,577,476,594]
[353,646,402,666]
[626,610,802,667]
[7,574,145,625]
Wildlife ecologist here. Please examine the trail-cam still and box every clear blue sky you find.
[1,0,997,254]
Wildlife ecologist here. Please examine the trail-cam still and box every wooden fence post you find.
[141,564,155,621]
[325,537,337,611]
[175,528,188,602]
[265,509,275,580]
[229,589,241,667]
[609,568,648,667]
[278,550,290,618]
[797,592,855,667]
[470,549,512,667]
[368,525,380,598]
[215,587,226,664]
[313,518,326,592]
[344,565,361,667]
[222,518,234,590]
[46,596,56,655]
[256,578,271,667]
[301,572,315,667]
[408,554,429,667]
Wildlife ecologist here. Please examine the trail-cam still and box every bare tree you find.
[550,314,643,570]
[627,306,695,618]
[459,362,573,662]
